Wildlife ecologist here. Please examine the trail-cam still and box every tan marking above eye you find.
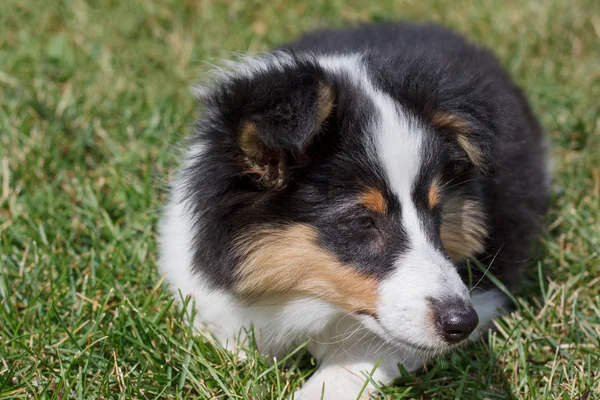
[359,187,387,214]
[233,223,378,314]
[428,178,441,209]
[440,194,488,262]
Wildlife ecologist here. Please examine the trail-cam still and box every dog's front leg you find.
[291,329,423,400]
[292,359,390,400]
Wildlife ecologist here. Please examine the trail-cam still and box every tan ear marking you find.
[359,187,387,214]
[316,82,335,126]
[239,121,261,158]
[237,83,334,190]
[455,134,484,168]
[233,224,378,313]
[238,121,286,190]
[440,195,488,262]
[432,111,484,168]
[431,111,473,134]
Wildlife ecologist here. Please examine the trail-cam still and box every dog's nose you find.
[435,301,479,343]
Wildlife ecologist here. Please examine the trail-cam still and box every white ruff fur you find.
[158,54,507,399]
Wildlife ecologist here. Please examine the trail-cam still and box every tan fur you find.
[428,177,441,209]
[237,83,334,190]
[440,194,488,262]
[432,111,484,169]
[244,161,286,190]
[359,187,387,214]
[455,134,484,168]
[431,111,472,134]
[239,121,261,159]
[234,224,378,314]
[315,82,335,126]
[239,121,286,190]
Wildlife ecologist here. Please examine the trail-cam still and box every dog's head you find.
[182,53,495,352]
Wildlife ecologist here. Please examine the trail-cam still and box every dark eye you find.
[356,216,376,230]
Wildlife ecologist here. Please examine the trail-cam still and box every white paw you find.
[291,365,375,400]
[292,385,371,400]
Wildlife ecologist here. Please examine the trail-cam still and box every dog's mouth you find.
[386,337,441,353]
[370,319,461,354]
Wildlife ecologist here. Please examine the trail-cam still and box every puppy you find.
[158,21,549,399]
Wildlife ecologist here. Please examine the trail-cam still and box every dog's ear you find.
[431,110,494,175]
[237,80,334,190]
[206,64,335,190]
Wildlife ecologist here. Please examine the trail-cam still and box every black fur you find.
[181,21,549,291]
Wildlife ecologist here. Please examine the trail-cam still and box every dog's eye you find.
[356,216,376,230]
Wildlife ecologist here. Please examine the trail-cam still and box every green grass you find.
[1,0,599,398]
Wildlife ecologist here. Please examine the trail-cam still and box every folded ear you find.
[227,68,335,190]
[431,110,494,175]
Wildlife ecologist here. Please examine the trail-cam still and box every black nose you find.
[436,304,479,343]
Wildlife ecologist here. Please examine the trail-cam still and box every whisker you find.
[437,170,474,190]
[469,242,505,293]
[442,176,481,191]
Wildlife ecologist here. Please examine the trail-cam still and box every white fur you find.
[158,53,506,399]
[191,51,296,100]
[367,72,471,349]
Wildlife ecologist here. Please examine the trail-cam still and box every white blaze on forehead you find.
[317,53,433,253]
[369,88,469,300]
[370,90,428,248]
[317,54,469,325]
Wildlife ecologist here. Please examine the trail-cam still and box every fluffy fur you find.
[158,21,549,399]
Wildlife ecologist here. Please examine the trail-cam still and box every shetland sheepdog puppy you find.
[158,21,549,399]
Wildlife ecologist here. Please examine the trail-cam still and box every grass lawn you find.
[1,0,599,398]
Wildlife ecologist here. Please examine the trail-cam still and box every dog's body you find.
[159,22,549,399]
